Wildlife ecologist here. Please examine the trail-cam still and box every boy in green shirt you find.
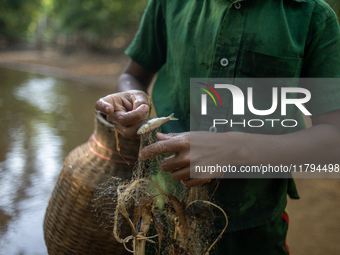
[96,0,340,253]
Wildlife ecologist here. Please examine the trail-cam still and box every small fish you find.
[137,113,178,135]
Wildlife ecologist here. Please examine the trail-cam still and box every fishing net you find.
[93,126,228,255]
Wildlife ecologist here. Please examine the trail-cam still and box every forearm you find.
[229,124,340,166]
[115,59,155,93]
[116,73,148,92]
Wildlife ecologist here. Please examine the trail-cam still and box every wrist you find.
[222,131,251,166]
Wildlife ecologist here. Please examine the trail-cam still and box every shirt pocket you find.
[239,49,303,78]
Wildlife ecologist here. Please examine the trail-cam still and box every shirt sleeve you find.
[124,0,167,73]
[301,1,340,116]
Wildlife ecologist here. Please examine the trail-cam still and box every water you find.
[0,67,113,255]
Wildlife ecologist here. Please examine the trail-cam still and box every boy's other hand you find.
[139,132,215,188]
[95,90,150,138]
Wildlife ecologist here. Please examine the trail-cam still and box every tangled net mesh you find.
[93,130,228,255]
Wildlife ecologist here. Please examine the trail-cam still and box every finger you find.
[95,94,129,115]
[170,167,190,181]
[160,154,189,172]
[130,91,150,110]
[139,138,183,159]
[95,98,114,115]
[156,132,179,141]
[101,93,134,111]
[107,104,149,127]
[96,91,148,116]
[181,178,211,188]
[140,133,189,159]
[139,140,177,159]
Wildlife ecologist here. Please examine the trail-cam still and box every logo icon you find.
[197,82,222,115]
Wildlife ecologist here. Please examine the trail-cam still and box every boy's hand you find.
[95,90,150,138]
[139,132,225,187]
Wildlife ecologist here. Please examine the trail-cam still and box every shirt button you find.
[234,2,241,9]
[220,58,229,67]
[209,126,217,132]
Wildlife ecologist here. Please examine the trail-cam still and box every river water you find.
[0,67,113,255]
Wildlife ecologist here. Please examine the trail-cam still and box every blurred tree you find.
[0,0,42,43]
[0,0,148,50]
[50,0,148,51]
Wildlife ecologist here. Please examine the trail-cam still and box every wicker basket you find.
[43,111,140,254]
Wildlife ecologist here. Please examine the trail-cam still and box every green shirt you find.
[125,0,340,232]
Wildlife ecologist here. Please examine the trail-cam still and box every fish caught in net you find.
[93,116,228,255]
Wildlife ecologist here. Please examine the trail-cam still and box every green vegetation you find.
[0,0,338,50]
[0,0,42,42]
[50,0,148,50]
[53,0,147,36]
[0,0,148,50]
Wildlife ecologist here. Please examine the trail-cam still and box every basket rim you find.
[95,110,115,130]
